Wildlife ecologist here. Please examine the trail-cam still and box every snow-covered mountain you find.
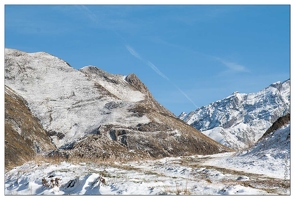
[5,48,150,148]
[4,48,230,168]
[179,79,290,150]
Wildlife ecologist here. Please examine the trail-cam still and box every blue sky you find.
[5,4,290,115]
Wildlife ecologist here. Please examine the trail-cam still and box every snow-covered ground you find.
[204,123,290,180]
[4,151,290,195]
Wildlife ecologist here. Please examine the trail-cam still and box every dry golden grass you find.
[162,183,191,195]
[5,86,55,171]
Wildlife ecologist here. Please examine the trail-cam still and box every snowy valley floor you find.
[4,152,290,196]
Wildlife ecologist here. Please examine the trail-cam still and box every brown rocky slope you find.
[5,86,55,170]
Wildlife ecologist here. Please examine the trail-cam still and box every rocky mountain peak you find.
[125,73,149,94]
[125,73,175,117]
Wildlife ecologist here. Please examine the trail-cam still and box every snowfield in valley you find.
[5,152,290,195]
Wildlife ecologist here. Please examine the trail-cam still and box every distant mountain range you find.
[179,79,290,150]
[4,48,230,170]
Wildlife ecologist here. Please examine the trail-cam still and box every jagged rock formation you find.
[180,79,290,150]
[5,86,55,170]
[4,48,231,167]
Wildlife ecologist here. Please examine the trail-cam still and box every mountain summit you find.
[180,79,290,150]
[5,48,231,169]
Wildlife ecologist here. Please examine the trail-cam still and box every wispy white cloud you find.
[125,45,169,80]
[126,45,142,60]
[215,57,249,73]
[151,37,250,75]
[146,61,169,81]
[151,37,249,75]
[223,61,247,72]
[173,85,198,108]
[125,44,198,108]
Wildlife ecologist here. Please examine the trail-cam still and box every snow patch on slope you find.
[80,66,145,102]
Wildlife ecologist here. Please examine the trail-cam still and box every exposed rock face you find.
[5,86,55,170]
[5,48,232,166]
[55,117,232,161]
[125,73,175,117]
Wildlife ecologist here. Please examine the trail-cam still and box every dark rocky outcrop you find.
[259,113,290,141]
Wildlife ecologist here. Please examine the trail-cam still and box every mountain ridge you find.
[179,79,290,150]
